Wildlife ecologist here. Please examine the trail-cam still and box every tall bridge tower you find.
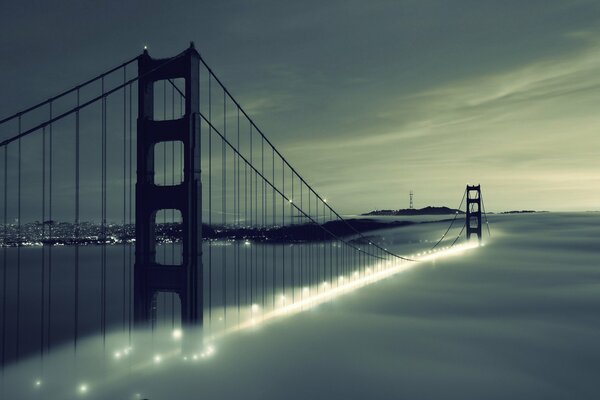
[466,185,482,241]
[134,44,203,326]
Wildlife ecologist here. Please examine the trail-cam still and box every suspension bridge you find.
[0,43,490,373]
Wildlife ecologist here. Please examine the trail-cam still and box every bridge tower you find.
[134,44,203,326]
[465,185,482,241]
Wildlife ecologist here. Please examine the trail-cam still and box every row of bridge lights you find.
[30,242,477,396]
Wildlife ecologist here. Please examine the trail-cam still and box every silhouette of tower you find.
[466,185,482,241]
[134,43,203,327]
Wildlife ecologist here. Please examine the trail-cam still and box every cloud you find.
[281,33,600,212]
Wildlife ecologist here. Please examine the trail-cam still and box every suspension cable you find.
[0,50,188,148]
[430,188,466,250]
[480,191,492,237]
[168,70,413,262]
[200,113,398,261]
[0,57,138,126]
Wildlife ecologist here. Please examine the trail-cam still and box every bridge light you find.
[323,198,328,203]
[154,354,162,364]
[78,383,88,394]
[143,45,148,50]
[172,329,183,340]
[251,304,260,312]
[35,379,42,387]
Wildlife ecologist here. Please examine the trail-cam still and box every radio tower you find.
[409,190,414,209]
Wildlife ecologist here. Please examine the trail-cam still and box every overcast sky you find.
[1,0,600,215]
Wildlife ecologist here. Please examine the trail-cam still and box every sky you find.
[1,0,600,214]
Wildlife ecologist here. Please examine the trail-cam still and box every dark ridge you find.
[2,218,462,246]
[208,219,415,242]
[499,210,547,214]
[362,206,464,216]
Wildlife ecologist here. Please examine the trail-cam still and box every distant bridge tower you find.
[409,190,414,209]
[465,185,482,241]
[134,43,203,326]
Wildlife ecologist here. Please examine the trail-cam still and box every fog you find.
[1,212,599,399]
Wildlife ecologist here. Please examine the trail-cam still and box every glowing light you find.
[172,329,183,340]
[153,355,162,364]
[192,354,198,360]
[323,198,328,203]
[78,383,88,394]
[322,281,329,287]
[210,242,480,341]
[143,45,148,50]
[114,351,122,359]
[35,380,42,387]
[288,199,293,203]
[244,240,251,246]
[205,345,215,356]
[251,304,260,312]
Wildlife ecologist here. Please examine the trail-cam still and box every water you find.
[1,212,598,399]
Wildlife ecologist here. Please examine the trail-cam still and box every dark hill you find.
[363,206,463,216]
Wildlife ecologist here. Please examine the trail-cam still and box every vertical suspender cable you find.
[291,169,294,301]
[74,89,80,350]
[48,102,53,351]
[208,75,212,325]
[1,146,6,369]
[16,119,21,360]
[101,77,106,344]
[163,80,167,324]
[248,126,253,305]
[481,192,491,237]
[222,91,226,323]
[123,69,127,332]
[256,140,267,308]
[171,81,175,328]
[271,147,275,308]
[128,82,133,342]
[236,107,240,322]
[282,159,285,299]
[41,126,46,359]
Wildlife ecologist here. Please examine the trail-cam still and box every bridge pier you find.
[466,185,482,241]
[134,44,203,327]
